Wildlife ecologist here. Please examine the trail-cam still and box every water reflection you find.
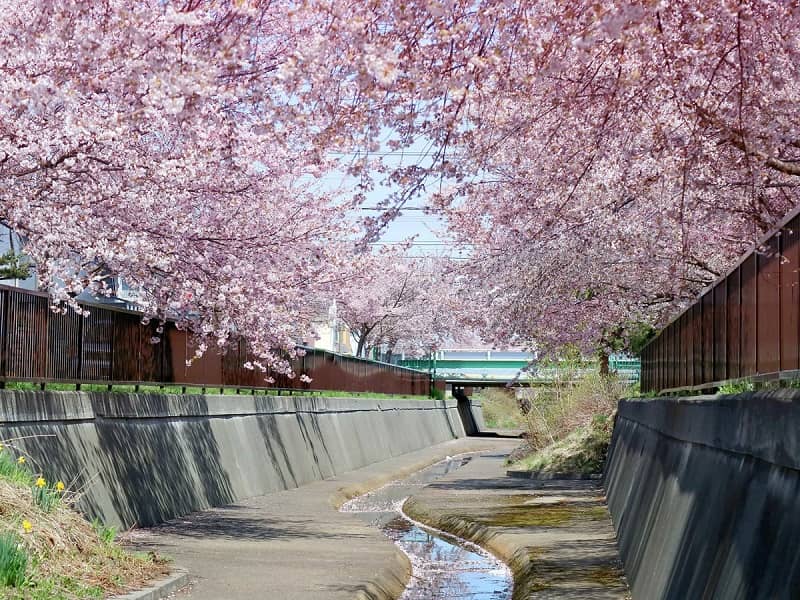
[341,457,512,600]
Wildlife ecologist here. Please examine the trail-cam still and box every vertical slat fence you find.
[642,209,800,393]
[0,285,430,396]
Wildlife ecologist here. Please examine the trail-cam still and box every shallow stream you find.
[340,457,513,599]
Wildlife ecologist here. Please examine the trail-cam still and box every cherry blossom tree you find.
[3,0,800,370]
[429,0,800,352]
[336,251,466,359]
[281,0,800,354]
[0,0,363,375]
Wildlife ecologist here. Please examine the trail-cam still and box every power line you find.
[358,206,441,211]
[326,151,459,158]
[368,241,471,246]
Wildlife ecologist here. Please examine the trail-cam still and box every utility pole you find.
[428,349,438,398]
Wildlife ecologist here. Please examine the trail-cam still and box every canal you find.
[340,456,513,599]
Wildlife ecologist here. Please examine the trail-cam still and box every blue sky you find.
[319,134,464,258]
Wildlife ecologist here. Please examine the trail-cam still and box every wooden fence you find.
[641,205,800,393]
[0,285,430,396]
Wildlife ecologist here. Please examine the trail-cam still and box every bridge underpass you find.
[419,352,640,438]
[399,352,641,391]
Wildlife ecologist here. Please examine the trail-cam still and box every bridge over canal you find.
[398,350,641,388]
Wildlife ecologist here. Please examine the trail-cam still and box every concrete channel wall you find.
[470,398,486,431]
[0,391,476,528]
[604,391,800,599]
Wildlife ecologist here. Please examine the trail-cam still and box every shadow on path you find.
[134,506,370,542]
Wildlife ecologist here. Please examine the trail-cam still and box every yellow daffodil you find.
[21,520,32,534]
[35,477,46,488]
[56,481,65,492]
[17,456,25,465]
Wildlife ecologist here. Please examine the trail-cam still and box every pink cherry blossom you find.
[2,1,797,367]
[335,250,468,359]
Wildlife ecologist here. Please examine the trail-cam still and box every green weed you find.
[0,451,31,487]
[31,484,60,513]
[718,379,754,394]
[18,574,104,600]
[478,388,525,429]
[91,519,117,545]
[1,381,430,399]
[0,532,27,588]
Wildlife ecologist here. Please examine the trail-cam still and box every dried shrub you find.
[520,371,627,451]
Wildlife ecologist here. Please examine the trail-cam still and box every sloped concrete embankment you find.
[0,391,469,528]
[469,398,486,430]
[605,391,800,599]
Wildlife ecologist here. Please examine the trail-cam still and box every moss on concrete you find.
[514,563,627,598]
[584,565,628,586]
[475,505,579,528]
[448,495,611,528]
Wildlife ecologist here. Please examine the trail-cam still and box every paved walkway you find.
[126,437,509,600]
[404,450,630,598]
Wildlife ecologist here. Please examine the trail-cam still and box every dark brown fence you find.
[0,285,430,396]
[641,205,800,394]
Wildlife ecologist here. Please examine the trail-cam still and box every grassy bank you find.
[0,441,166,599]
[508,414,613,475]
[478,389,526,429]
[1,382,429,400]
[507,373,628,474]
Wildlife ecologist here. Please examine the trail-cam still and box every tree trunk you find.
[599,350,609,376]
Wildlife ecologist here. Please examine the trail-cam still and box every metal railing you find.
[0,285,430,396]
[641,204,800,394]
[404,355,640,385]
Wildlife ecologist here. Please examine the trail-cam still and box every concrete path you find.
[404,449,630,599]
[125,437,510,600]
